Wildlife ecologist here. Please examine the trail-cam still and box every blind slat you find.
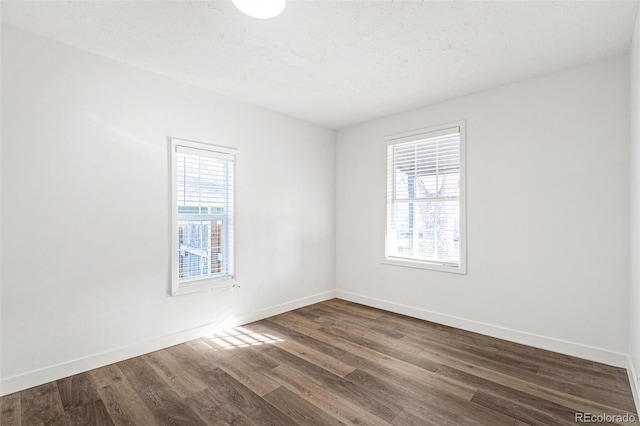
[176,149,235,284]
[386,128,461,266]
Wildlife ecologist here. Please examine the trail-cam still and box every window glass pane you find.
[387,200,459,263]
[416,172,459,198]
[178,219,225,280]
[175,148,233,286]
[386,127,463,269]
[393,135,460,200]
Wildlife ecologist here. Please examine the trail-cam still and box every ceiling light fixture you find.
[232,0,286,19]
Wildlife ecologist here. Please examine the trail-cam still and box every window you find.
[170,138,237,295]
[384,121,466,274]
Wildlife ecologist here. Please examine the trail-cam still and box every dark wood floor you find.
[1,299,638,425]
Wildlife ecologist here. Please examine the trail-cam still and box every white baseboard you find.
[0,290,336,396]
[336,290,627,368]
[627,356,640,414]
[233,290,336,326]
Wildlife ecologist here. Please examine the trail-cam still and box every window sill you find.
[171,276,237,296]
[383,258,467,275]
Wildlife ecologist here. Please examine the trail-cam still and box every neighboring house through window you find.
[385,121,466,274]
[170,137,237,295]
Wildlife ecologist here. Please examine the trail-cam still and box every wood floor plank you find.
[319,300,383,320]
[186,337,232,363]
[138,384,208,426]
[263,386,346,426]
[56,373,100,411]
[20,382,65,426]
[143,349,208,398]
[390,408,441,426]
[435,365,588,425]
[196,367,295,425]
[45,416,71,426]
[311,305,406,340]
[344,368,516,426]
[90,365,126,389]
[185,387,255,426]
[202,327,278,353]
[391,404,484,426]
[265,313,474,402]
[166,340,226,369]
[312,310,401,340]
[233,345,280,371]
[251,322,355,378]
[381,334,426,356]
[332,341,477,401]
[563,381,638,414]
[0,392,21,426]
[471,389,594,426]
[116,357,207,425]
[275,338,355,377]
[413,340,562,391]
[267,364,390,425]
[6,299,638,426]
[215,352,282,396]
[387,312,626,380]
[268,311,324,331]
[116,357,165,391]
[97,381,157,426]
[62,399,114,426]
[253,344,402,422]
[538,363,633,395]
[434,356,635,417]
[257,319,349,359]
[318,323,445,373]
[402,331,542,374]
[264,314,432,373]
[290,307,323,321]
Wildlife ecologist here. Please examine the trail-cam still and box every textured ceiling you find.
[2,1,638,129]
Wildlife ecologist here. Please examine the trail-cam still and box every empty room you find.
[2,0,640,425]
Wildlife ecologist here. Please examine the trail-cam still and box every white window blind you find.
[385,123,466,273]
[171,138,236,295]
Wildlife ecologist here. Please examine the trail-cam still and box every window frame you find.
[170,137,238,296]
[382,120,467,274]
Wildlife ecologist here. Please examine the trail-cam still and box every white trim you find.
[382,258,466,274]
[234,290,336,326]
[175,145,235,161]
[627,356,640,415]
[0,290,335,396]
[1,316,234,397]
[170,137,237,156]
[171,276,237,296]
[384,121,462,142]
[335,290,627,367]
[169,137,238,296]
[385,126,460,146]
[383,120,467,275]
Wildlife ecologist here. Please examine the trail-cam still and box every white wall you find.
[336,55,630,366]
[1,20,633,398]
[628,5,640,406]
[0,25,336,395]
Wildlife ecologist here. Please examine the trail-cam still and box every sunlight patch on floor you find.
[204,326,284,350]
